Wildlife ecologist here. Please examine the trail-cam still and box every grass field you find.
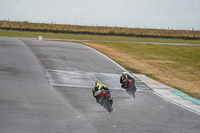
[0,29,200,99]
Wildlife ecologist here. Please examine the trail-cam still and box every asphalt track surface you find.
[0,37,200,133]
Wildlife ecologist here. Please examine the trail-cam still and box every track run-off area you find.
[0,37,200,133]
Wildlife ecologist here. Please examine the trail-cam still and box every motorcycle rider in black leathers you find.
[120,71,134,88]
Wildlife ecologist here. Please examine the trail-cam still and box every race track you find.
[0,37,200,133]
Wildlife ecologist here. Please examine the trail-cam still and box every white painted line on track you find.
[44,69,122,90]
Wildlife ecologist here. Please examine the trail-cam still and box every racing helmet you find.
[95,81,100,86]
[122,71,127,76]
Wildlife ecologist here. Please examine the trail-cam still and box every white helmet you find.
[122,71,127,76]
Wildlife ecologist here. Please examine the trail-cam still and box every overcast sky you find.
[0,0,200,30]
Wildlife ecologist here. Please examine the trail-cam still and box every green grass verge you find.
[1,29,200,44]
[98,42,200,73]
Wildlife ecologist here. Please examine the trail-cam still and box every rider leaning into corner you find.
[120,71,134,88]
[92,81,111,103]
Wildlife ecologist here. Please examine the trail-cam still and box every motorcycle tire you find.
[105,99,113,113]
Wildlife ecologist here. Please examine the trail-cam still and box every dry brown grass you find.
[1,20,200,39]
[82,42,200,99]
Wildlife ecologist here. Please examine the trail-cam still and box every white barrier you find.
[38,36,43,40]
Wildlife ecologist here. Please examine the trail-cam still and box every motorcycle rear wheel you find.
[103,99,113,113]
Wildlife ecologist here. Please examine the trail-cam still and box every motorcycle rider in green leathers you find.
[92,81,110,103]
